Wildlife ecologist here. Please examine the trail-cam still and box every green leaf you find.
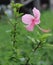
[15,3,23,8]
[41,33,52,39]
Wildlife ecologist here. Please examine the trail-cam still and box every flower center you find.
[32,19,35,23]
[31,19,35,26]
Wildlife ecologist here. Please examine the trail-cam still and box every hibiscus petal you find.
[22,14,34,24]
[34,19,40,25]
[32,7,40,19]
[26,22,35,31]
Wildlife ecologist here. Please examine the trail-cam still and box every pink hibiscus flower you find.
[22,7,50,32]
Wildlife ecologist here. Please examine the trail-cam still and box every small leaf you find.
[41,33,52,39]
[16,3,23,8]
[27,36,36,43]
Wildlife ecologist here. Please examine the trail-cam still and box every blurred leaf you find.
[41,34,52,39]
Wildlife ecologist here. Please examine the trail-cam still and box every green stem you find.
[9,22,17,62]
[13,22,17,48]
[34,41,41,52]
